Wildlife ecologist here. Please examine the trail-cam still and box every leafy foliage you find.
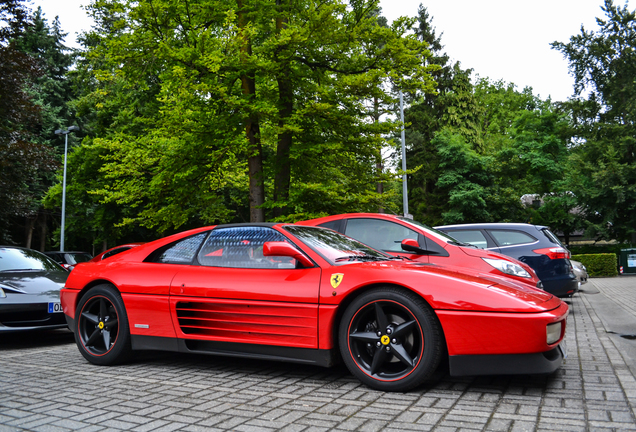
[553,0,636,242]
[403,7,575,229]
[65,0,436,238]
[0,2,74,246]
[571,253,618,277]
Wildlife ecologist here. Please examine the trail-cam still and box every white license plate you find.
[558,338,568,359]
[48,302,63,313]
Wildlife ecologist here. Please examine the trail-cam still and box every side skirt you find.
[130,335,339,368]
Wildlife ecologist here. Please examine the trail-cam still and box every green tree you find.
[552,0,636,242]
[12,7,76,249]
[70,0,435,234]
[403,10,575,227]
[0,1,73,247]
[433,129,493,223]
[403,5,482,225]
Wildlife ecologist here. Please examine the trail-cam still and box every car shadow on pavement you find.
[0,328,74,350]
[127,348,558,394]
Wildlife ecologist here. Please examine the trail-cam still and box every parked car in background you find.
[44,251,93,271]
[435,223,578,298]
[90,243,146,262]
[61,223,568,392]
[0,246,69,332]
[298,213,543,290]
[571,260,588,285]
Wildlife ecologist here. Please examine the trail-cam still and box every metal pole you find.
[400,91,409,217]
[56,125,78,251]
[60,132,68,252]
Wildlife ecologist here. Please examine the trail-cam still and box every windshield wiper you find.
[388,255,413,261]
[449,241,477,248]
[335,254,389,262]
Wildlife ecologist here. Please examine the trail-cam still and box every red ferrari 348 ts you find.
[61,223,568,391]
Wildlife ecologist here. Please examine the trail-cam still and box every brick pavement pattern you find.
[1,277,636,431]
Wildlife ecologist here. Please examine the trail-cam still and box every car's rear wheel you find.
[339,286,443,391]
[75,284,132,365]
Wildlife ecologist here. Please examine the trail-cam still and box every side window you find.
[541,228,565,247]
[318,220,341,232]
[488,230,537,246]
[102,247,131,260]
[344,219,418,252]
[447,230,489,249]
[150,232,208,264]
[198,226,298,269]
[48,253,61,262]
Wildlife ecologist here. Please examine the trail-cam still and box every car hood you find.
[0,270,67,295]
[455,245,538,276]
[457,245,504,259]
[339,260,559,313]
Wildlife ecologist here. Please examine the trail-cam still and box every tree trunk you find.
[274,74,292,218]
[39,213,46,251]
[246,122,265,222]
[238,0,265,222]
[373,96,383,213]
[273,6,292,219]
[25,217,35,249]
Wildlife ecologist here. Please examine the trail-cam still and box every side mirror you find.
[262,242,314,268]
[401,238,426,254]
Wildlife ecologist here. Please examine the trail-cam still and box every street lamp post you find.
[54,125,80,252]
[399,91,409,218]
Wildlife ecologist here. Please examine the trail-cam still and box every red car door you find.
[169,226,322,349]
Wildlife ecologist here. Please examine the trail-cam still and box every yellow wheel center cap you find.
[381,335,390,345]
[98,322,104,330]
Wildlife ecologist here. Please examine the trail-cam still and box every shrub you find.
[571,253,618,277]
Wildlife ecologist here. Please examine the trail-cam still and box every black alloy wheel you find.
[75,284,132,365]
[339,287,442,391]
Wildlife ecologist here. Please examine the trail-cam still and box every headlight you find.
[482,258,531,278]
[547,322,562,345]
[0,286,5,298]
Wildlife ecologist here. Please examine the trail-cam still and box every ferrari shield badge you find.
[330,273,344,289]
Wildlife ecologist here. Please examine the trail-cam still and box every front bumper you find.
[449,343,565,376]
[0,302,67,332]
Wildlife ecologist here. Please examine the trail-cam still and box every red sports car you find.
[297,213,542,290]
[61,223,568,391]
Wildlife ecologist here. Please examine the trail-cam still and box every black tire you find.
[338,286,443,391]
[74,284,132,365]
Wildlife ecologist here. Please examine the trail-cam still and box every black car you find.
[44,251,93,271]
[435,223,578,298]
[0,247,69,331]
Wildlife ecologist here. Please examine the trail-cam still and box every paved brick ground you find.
[2,277,636,431]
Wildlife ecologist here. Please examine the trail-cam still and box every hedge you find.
[569,243,632,256]
[571,253,618,277]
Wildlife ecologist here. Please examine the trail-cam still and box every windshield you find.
[397,217,460,244]
[67,252,93,264]
[284,225,391,265]
[0,248,64,272]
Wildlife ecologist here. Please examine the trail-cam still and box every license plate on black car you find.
[48,302,63,313]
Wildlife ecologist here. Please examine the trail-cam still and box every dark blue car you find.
[434,223,578,298]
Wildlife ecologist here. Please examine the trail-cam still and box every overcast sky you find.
[31,0,610,102]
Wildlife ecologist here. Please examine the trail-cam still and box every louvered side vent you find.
[175,300,318,348]
[176,302,225,336]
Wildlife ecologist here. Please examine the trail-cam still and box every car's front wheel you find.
[339,286,443,391]
[74,284,132,365]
